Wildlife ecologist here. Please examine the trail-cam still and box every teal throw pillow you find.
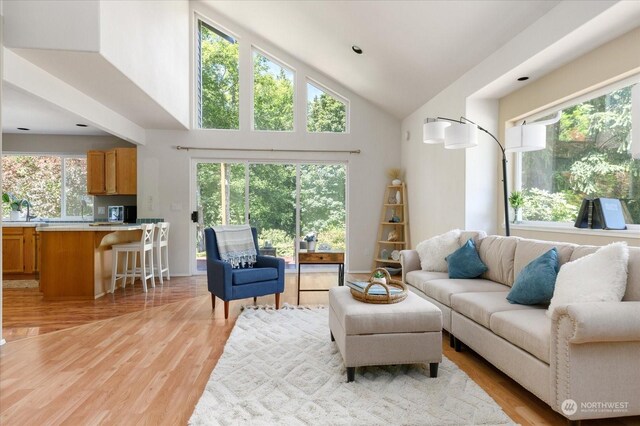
[446,238,488,279]
[507,248,559,305]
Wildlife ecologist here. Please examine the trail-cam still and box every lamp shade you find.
[444,122,478,149]
[505,124,546,152]
[423,121,450,144]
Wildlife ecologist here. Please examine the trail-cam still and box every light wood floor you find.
[2,274,638,425]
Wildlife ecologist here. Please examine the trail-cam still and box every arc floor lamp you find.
[423,113,561,236]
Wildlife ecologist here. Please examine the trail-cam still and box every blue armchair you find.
[204,227,285,319]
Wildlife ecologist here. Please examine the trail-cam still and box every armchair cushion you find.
[232,268,278,285]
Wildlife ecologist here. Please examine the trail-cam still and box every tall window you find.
[518,81,639,225]
[197,19,239,129]
[253,50,294,131]
[307,81,347,133]
[2,155,93,220]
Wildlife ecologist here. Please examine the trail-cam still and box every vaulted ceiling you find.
[203,0,561,118]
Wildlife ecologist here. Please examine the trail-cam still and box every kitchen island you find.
[37,224,142,300]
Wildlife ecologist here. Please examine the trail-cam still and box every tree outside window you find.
[307,82,347,133]
[2,155,93,220]
[253,51,294,131]
[198,20,239,130]
[520,83,639,224]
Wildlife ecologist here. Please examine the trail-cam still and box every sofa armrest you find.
[552,302,640,344]
[206,258,232,299]
[400,250,420,283]
[550,301,640,420]
[255,255,281,269]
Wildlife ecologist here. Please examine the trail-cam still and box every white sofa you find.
[400,231,640,424]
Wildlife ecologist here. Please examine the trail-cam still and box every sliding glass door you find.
[193,160,346,274]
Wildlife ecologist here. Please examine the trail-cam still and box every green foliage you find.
[253,53,294,131]
[522,84,639,224]
[521,188,578,222]
[2,192,29,212]
[508,191,524,209]
[199,23,239,129]
[258,228,294,258]
[568,152,627,196]
[307,92,346,132]
[2,155,62,218]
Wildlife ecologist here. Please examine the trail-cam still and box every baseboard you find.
[347,270,371,274]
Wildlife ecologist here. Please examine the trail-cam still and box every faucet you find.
[25,198,36,222]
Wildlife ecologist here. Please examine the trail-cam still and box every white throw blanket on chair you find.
[213,225,257,268]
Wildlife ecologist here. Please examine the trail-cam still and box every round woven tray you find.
[350,268,408,304]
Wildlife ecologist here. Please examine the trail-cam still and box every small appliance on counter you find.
[108,205,137,224]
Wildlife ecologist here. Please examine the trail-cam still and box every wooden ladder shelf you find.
[373,182,409,272]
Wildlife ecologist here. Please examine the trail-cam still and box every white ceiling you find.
[203,0,561,118]
[2,84,109,136]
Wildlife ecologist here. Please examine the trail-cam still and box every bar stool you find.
[154,222,170,284]
[110,224,155,293]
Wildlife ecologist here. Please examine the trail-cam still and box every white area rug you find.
[190,305,515,425]
[2,279,39,289]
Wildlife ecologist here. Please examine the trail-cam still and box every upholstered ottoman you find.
[329,286,443,382]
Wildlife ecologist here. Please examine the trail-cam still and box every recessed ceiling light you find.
[17,127,30,131]
[352,45,363,55]
[517,76,529,81]
[76,123,88,127]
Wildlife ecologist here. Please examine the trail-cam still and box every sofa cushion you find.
[405,270,449,294]
[232,267,278,285]
[490,309,551,363]
[451,291,537,328]
[513,238,576,279]
[547,242,629,318]
[507,248,559,305]
[422,278,508,307]
[458,230,487,247]
[571,245,640,302]
[478,235,518,286]
[446,238,488,279]
[416,229,461,272]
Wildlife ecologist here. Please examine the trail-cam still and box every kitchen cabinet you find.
[2,226,37,278]
[87,151,106,194]
[87,148,137,195]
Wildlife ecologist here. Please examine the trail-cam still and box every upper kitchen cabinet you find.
[87,148,137,195]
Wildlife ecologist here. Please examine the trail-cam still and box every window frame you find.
[306,78,350,134]
[251,46,297,133]
[512,75,640,231]
[195,15,241,131]
[2,152,94,221]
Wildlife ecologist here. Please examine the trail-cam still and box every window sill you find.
[509,222,640,239]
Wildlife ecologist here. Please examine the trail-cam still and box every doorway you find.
[192,160,346,274]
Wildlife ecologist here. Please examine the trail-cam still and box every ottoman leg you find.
[429,363,439,378]
[330,331,335,342]
[449,333,454,348]
[346,367,355,383]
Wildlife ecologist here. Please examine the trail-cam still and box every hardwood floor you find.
[2,273,638,425]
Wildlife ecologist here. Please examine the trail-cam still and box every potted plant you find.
[508,191,524,224]
[387,168,403,186]
[372,270,387,285]
[2,192,30,221]
[304,232,317,251]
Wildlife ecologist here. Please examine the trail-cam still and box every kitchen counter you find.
[2,222,40,227]
[38,226,142,299]
[37,224,141,232]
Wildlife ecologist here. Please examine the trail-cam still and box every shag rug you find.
[190,305,515,425]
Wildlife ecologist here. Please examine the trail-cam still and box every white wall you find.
[100,0,190,127]
[136,3,401,275]
[3,0,100,52]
